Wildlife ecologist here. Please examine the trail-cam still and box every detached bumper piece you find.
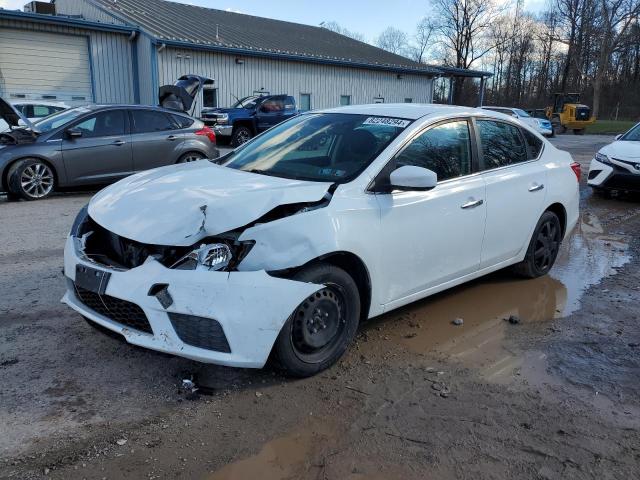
[74,283,153,334]
[169,313,231,353]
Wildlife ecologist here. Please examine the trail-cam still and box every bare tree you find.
[375,27,409,55]
[591,0,640,116]
[410,18,437,63]
[320,21,366,42]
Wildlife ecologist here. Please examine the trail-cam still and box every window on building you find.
[477,120,528,169]
[374,97,385,104]
[131,109,176,133]
[203,87,218,108]
[300,93,311,111]
[404,98,413,103]
[73,110,126,138]
[340,95,351,106]
[394,120,472,182]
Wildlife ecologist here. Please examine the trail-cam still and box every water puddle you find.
[382,213,630,382]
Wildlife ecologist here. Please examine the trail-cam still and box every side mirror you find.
[614,134,622,140]
[389,165,437,191]
[66,128,82,139]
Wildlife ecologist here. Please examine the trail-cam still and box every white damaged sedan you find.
[63,104,580,376]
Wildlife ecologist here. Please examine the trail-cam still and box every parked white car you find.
[62,104,580,377]
[0,100,70,131]
[482,106,554,137]
[588,122,640,193]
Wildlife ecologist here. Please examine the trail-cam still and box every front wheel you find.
[271,264,361,377]
[177,151,206,163]
[7,158,56,200]
[512,211,562,278]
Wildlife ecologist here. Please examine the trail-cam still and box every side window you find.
[395,120,472,182]
[171,114,194,129]
[260,99,284,113]
[33,105,52,118]
[131,110,176,133]
[522,128,543,159]
[73,110,126,138]
[477,120,527,169]
[284,96,296,111]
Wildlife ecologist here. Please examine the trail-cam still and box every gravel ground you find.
[1,136,639,479]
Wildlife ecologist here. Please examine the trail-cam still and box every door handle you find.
[166,135,178,141]
[528,183,544,192]
[461,199,484,209]
[111,140,126,146]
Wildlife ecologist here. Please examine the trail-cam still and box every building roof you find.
[88,0,442,75]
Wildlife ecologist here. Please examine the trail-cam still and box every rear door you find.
[129,109,185,171]
[476,119,547,268]
[61,109,133,184]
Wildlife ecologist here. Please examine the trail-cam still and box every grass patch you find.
[586,120,637,135]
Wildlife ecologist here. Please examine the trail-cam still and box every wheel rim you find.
[236,130,251,144]
[20,163,54,198]
[533,219,561,272]
[181,153,204,163]
[290,285,347,363]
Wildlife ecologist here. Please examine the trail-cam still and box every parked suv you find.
[201,94,298,146]
[0,76,218,200]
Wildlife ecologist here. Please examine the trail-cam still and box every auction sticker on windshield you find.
[362,117,411,128]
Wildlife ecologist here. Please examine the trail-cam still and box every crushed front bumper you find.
[61,236,321,367]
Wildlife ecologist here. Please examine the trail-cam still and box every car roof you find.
[70,104,192,116]
[317,103,508,120]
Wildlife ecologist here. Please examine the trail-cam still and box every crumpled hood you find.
[601,141,640,160]
[88,162,332,246]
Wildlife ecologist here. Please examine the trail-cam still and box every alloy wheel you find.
[533,219,561,271]
[20,163,54,199]
[180,153,205,163]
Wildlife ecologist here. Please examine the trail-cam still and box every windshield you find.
[514,108,531,117]
[33,106,93,133]
[621,123,640,141]
[223,113,411,183]
[231,96,261,109]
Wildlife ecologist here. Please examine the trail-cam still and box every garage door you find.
[0,29,93,103]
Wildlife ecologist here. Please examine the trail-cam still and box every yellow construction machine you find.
[545,93,596,135]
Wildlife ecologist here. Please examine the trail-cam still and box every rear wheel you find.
[512,211,562,278]
[231,126,252,147]
[272,264,360,377]
[7,158,56,200]
[573,129,585,135]
[177,151,206,163]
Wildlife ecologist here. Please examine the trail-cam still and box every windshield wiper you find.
[248,168,279,177]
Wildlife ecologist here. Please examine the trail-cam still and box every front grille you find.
[169,313,231,352]
[74,284,153,334]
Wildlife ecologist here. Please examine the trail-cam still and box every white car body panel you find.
[63,104,579,368]
[587,126,640,190]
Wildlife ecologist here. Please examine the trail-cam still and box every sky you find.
[0,0,547,42]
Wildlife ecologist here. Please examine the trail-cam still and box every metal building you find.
[0,0,488,112]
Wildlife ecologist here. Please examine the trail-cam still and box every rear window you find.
[522,128,543,159]
[172,114,194,129]
[131,110,176,133]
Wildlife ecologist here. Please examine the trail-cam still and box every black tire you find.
[573,129,585,135]
[177,151,206,163]
[512,211,562,279]
[7,158,56,200]
[231,126,253,147]
[271,264,361,377]
[3,190,21,201]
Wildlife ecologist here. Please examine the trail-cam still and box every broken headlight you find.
[171,243,232,271]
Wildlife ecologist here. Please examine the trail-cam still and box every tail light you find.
[195,126,216,144]
[570,162,581,181]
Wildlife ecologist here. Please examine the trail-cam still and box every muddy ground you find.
[1,135,639,479]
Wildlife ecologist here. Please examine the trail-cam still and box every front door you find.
[475,119,548,267]
[375,119,487,305]
[61,109,132,185]
[256,97,288,132]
